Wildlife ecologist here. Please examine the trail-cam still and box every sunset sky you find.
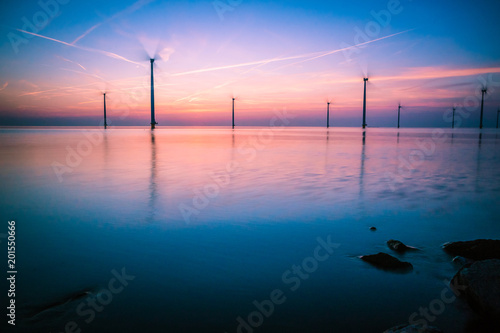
[1,0,499,127]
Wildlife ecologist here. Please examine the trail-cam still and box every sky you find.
[0,0,499,127]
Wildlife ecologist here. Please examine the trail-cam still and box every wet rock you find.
[360,252,413,272]
[451,259,500,317]
[383,323,443,333]
[369,226,377,231]
[452,256,472,267]
[443,239,500,260]
[387,239,417,253]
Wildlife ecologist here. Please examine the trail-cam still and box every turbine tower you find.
[362,78,368,129]
[397,103,402,129]
[232,98,235,129]
[103,93,108,130]
[452,107,456,129]
[479,87,487,129]
[327,102,330,128]
[150,58,158,130]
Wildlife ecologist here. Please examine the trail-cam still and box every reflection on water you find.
[148,131,158,222]
[0,127,499,333]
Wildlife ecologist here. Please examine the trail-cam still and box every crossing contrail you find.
[56,55,87,71]
[17,29,145,67]
[273,30,414,71]
[71,0,155,44]
[171,29,414,77]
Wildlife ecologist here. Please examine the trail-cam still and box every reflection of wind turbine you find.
[480,87,487,129]
[150,59,158,130]
[103,93,108,129]
[148,131,158,222]
[497,108,500,129]
[475,134,482,192]
[362,78,369,128]
[359,131,366,197]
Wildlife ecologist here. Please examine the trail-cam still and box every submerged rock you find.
[443,239,500,260]
[451,259,500,317]
[387,239,418,253]
[360,252,413,272]
[383,323,443,333]
[29,289,93,321]
[370,226,377,231]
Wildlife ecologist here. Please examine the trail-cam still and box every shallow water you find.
[1,127,499,332]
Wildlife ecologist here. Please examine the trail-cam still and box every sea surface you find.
[1,127,499,333]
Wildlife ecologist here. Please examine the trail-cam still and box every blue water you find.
[0,127,499,332]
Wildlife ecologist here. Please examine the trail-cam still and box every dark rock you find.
[443,239,500,260]
[451,259,500,317]
[360,252,413,272]
[452,256,472,267]
[383,323,443,333]
[387,239,417,253]
[370,226,377,231]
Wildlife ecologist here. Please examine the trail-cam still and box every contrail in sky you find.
[71,0,155,44]
[71,24,101,45]
[56,55,87,71]
[17,29,145,67]
[273,30,414,71]
[171,30,414,77]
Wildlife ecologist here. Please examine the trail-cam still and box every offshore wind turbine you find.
[326,101,331,128]
[103,93,108,129]
[362,77,368,129]
[452,107,456,129]
[150,58,158,130]
[232,97,235,129]
[479,87,487,129]
[397,103,402,129]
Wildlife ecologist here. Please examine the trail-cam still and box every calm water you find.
[1,127,499,333]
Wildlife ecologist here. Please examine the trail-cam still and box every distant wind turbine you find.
[362,77,368,129]
[479,87,487,129]
[397,103,402,129]
[103,93,108,129]
[452,107,456,129]
[327,101,331,129]
[232,97,235,129]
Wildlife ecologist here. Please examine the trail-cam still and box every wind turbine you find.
[479,87,487,129]
[327,101,331,128]
[232,97,235,129]
[362,77,369,129]
[397,103,402,129]
[103,93,108,129]
[452,106,456,129]
[150,58,158,130]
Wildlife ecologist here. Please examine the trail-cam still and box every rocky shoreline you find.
[360,235,500,332]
